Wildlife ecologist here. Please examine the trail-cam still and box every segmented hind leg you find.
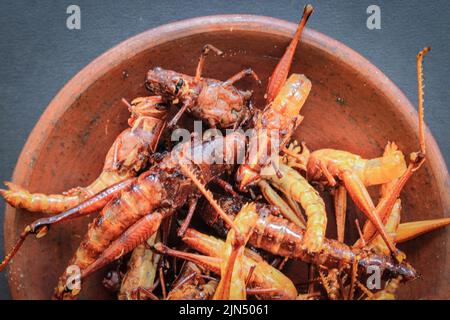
[368,199,401,255]
[416,47,430,159]
[0,178,135,272]
[178,197,199,237]
[319,268,341,300]
[283,193,307,227]
[213,177,239,197]
[395,218,450,243]
[167,101,190,129]
[358,164,415,245]
[195,44,224,81]
[213,203,258,300]
[222,68,261,86]
[81,210,164,280]
[154,243,222,275]
[340,170,399,258]
[266,4,314,103]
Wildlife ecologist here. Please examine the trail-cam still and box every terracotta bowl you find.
[3,15,449,300]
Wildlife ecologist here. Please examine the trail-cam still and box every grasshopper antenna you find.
[412,46,431,170]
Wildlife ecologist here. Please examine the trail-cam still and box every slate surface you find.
[0,0,448,299]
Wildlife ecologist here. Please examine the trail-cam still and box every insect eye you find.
[174,78,184,94]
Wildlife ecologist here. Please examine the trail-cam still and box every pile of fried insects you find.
[1,5,448,300]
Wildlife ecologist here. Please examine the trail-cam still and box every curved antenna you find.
[416,47,431,156]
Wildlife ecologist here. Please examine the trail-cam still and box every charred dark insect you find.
[0,132,246,299]
[1,96,168,214]
[146,44,260,129]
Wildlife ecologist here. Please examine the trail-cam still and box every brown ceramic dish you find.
[3,15,449,299]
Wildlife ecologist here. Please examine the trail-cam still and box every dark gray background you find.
[0,0,448,299]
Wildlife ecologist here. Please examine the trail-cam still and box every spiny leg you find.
[159,264,167,299]
[355,280,373,300]
[213,177,239,197]
[0,178,135,272]
[222,68,261,87]
[159,213,174,299]
[0,227,31,272]
[195,44,224,81]
[167,102,189,129]
[340,170,398,258]
[170,271,197,294]
[347,257,358,300]
[307,264,316,295]
[178,197,199,237]
[318,268,340,300]
[213,203,258,300]
[368,199,401,255]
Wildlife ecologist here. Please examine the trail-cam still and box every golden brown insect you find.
[200,195,418,281]
[233,7,320,254]
[155,228,299,300]
[0,132,246,299]
[171,152,258,300]
[284,141,408,259]
[146,44,260,129]
[282,48,432,259]
[236,5,314,190]
[0,96,167,214]
[213,203,258,300]
[54,132,245,299]
[236,72,312,189]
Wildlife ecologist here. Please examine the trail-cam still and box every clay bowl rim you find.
[4,14,449,299]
